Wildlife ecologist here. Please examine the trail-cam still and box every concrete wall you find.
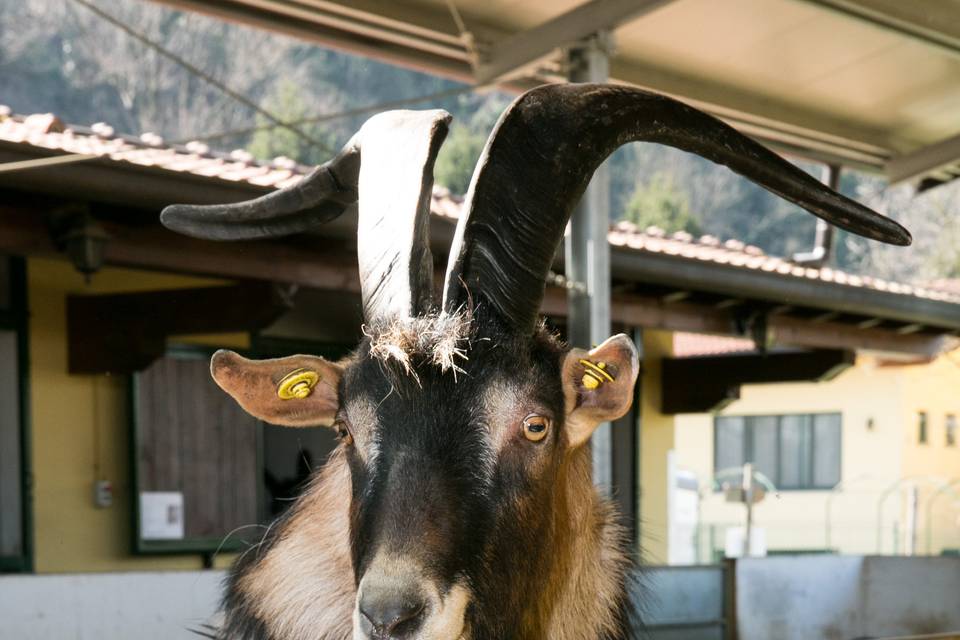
[0,570,223,639]
[27,258,247,573]
[736,555,960,639]
[672,353,960,558]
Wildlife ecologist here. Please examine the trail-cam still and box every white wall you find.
[0,570,224,639]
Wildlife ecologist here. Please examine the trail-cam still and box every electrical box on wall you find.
[94,479,113,508]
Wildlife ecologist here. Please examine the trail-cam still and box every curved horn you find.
[161,109,451,323]
[442,83,911,333]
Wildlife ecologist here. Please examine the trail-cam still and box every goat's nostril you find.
[359,590,425,638]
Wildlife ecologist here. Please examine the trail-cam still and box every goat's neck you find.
[230,450,356,640]
[536,445,631,640]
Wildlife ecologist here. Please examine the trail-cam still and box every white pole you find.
[743,462,754,558]
[905,485,918,556]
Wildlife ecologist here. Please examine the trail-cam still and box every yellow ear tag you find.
[277,369,320,400]
[579,359,615,390]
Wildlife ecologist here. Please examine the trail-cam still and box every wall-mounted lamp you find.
[51,208,110,283]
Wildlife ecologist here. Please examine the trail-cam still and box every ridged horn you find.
[161,109,451,324]
[442,83,911,333]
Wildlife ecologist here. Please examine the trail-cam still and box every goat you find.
[162,83,909,640]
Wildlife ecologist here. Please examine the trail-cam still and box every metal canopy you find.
[153,0,960,176]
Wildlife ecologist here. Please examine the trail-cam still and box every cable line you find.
[0,83,493,174]
[195,83,486,144]
[69,0,333,154]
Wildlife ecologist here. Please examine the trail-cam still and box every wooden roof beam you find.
[661,348,855,414]
[67,283,290,374]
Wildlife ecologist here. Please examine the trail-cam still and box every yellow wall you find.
[898,354,960,554]
[28,257,247,573]
[638,330,675,563]
[674,352,960,560]
[899,355,960,478]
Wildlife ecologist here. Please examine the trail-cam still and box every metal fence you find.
[634,556,960,640]
[634,564,730,640]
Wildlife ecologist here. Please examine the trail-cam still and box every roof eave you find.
[610,246,960,332]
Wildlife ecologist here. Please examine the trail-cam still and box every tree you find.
[246,80,335,166]
[433,123,485,196]
[623,172,701,235]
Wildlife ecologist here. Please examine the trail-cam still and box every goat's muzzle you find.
[354,555,471,640]
[358,578,426,639]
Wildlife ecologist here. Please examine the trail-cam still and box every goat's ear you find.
[561,334,640,448]
[210,350,342,428]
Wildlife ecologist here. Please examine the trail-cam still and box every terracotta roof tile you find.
[673,332,756,357]
[2,109,959,307]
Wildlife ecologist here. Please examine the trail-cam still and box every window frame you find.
[0,257,32,573]
[946,414,957,448]
[713,412,842,491]
[129,339,352,556]
[918,411,929,445]
[129,344,263,555]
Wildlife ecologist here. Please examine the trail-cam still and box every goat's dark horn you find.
[442,83,911,333]
[160,150,361,241]
[161,109,451,324]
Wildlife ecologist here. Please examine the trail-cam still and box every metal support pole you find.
[742,463,754,558]
[566,32,614,491]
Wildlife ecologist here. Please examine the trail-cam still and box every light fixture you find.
[51,208,110,283]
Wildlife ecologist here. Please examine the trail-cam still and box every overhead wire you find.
[68,0,333,154]
[0,1,497,174]
[195,82,486,144]
[0,82,490,174]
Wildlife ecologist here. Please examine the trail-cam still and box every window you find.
[0,256,28,572]
[947,414,957,447]
[918,411,928,444]
[714,413,841,490]
[131,344,341,554]
[133,350,260,552]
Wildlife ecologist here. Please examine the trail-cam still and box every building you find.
[673,332,960,562]
[1,106,960,635]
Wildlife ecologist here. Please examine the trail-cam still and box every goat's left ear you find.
[210,350,343,428]
[561,334,640,448]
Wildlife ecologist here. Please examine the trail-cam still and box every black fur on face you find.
[339,318,569,637]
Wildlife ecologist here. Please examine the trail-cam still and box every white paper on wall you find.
[140,491,185,540]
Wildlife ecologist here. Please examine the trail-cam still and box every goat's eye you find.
[522,414,550,442]
[335,420,353,446]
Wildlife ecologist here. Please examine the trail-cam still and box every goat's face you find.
[209,321,639,639]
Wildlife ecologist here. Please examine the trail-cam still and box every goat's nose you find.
[358,585,425,639]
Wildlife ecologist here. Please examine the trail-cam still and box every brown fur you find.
[539,445,631,639]
[238,449,355,640]
[236,442,629,639]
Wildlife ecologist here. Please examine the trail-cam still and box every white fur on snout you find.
[419,582,470,640]
[354,553,472,640]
